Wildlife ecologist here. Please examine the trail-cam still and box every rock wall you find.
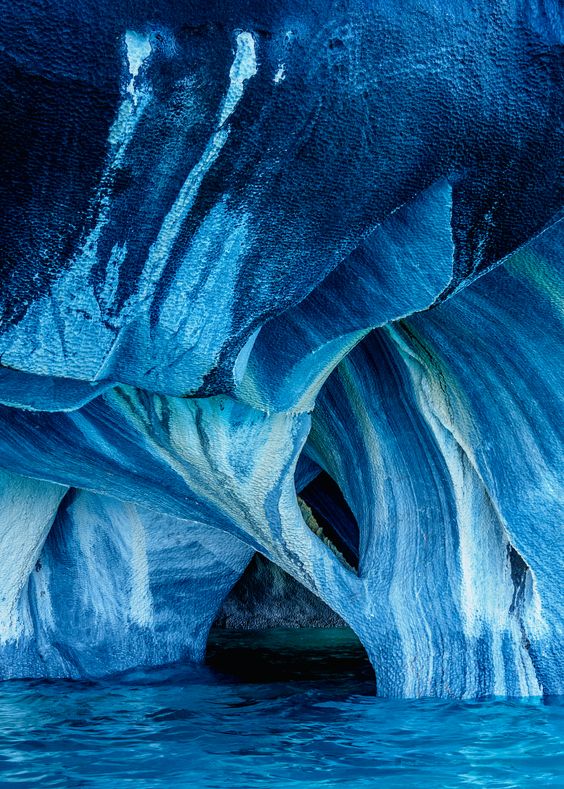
[214,554,346,630]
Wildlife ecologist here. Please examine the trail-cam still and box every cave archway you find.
[206,554,375,690]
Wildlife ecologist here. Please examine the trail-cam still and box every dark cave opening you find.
[207,555,375,690]
[299,470,360,571]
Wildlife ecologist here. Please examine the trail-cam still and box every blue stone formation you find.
[0,0,561,697]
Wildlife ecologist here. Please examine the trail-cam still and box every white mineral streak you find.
[233,327,261,386]
[107,388,356,621]
[327,358,439,698]
[126,503,153,627]
[154,202,250,377]
[218,32,258,126]
[73,493,153,628]
[7,491,255,677]
[125,30,152,103]
[74,493,110,617]
[0,31,153,379]
[279,330,369,414]
[134,31,257,307]
[0,31,258,386]
[386,324,542,696]
[0,472,67,643]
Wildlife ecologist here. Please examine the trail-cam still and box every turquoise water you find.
[0,629,562,788]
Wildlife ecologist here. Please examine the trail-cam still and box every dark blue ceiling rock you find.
[0,0,560,399]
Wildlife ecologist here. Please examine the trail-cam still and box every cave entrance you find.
[206,554,375,691]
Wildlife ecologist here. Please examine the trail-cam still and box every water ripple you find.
[0,630,562,787]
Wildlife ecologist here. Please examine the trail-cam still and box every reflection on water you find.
[0,629,562,788]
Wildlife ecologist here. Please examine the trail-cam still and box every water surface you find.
[0,629,562,787]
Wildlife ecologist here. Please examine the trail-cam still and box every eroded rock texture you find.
[213,554,346,630]
[0,0,561,696]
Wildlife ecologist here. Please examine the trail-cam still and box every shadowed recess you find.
[299,471,360,571]
[213,553,347,630]
[206,629,375,688]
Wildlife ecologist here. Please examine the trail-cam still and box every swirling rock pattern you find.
[0,0,561,696]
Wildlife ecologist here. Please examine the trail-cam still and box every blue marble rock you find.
[0,483,252,678]
[0,0,561,696]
